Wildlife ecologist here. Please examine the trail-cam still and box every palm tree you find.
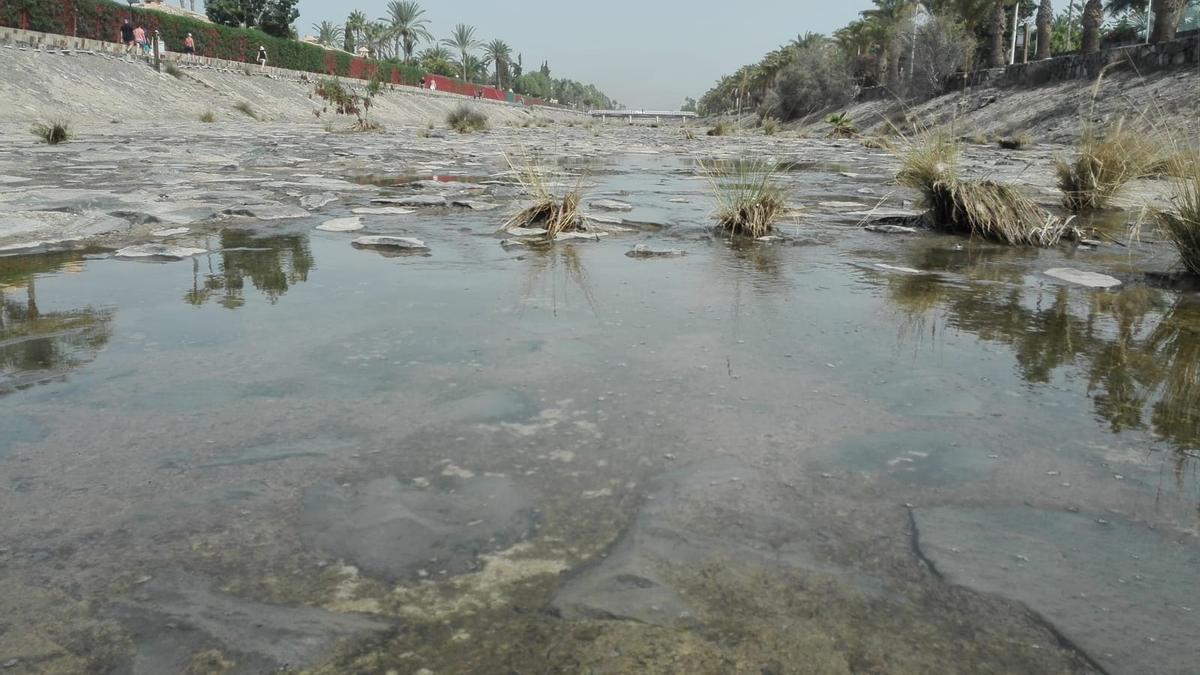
[418,45,454,76]
[861,0,916,88]
[1081,0,1103,52]
[312,21,343,48]
[442,23,482,81]
[459,54,488,83]
[345,11,367,53]
[1149,0,1186,42]
[482,39,512,88]
[988,0,1008,66]
[382,1,432,64]
[1036,0,1053,58]
[362,21,390,59]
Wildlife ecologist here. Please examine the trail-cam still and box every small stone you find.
[316,217,363,232]
[664,453,676,460]
[626,244,685,258]
[134,574,153,584]
[589,198,633,212]
[3,659,20,668]
[1044,268,1122,289]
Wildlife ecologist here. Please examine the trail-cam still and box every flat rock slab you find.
[912,506,1200,675]
[1044,268,1122,288]
[316,217,363,232]
[115,244,206,260]
[864,224,919,234]
[451,199,501,211]
[352,207,415,216]
[371,195,447,207]
[299,192,338,209]
[626,244,685,258]
[300,475,535,580]
[555,231,607,242]
[222,204,310,220]
[589,199,634,212]
[113,570,388,675]
[411,179,486,192]
[351,236,428,250]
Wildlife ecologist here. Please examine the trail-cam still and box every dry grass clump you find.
[896,125,1076,246]
[707,120,732,137]
[1159,151,1200,275]
[702,159,787,238]
[165,62,183,79]
[1055,119,1160,212]
[447,105,488,134]
[500,153,586,240]
[233,101,257,119]
[862,136,893,150]
[31,120,70,144]
[199,110,216,123]
[763,118,779,136]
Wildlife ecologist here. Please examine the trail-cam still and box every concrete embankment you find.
[0,41,584,127]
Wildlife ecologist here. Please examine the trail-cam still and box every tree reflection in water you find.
[0,253,114,396]
[886,244,1200,478]
[185,230,315,309]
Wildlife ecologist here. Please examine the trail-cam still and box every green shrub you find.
[199,110,216,123]
[233,101,257,119]
[447,105,488,133]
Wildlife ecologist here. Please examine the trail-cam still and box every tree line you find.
[699,0,1198,118]
[206,0,613,109]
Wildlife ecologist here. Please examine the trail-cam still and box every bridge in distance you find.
[588,110,698,122]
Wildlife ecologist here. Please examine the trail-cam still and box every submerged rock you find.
[504,227,549,237]
[450,199,501,211]
[114,244,206,260]
[590,199,634,212]
[222,204,310,220]
[112,570,387,673]
[351,236,429,251]
[371,195,447,207]
[316,217,363,232]
[352,207,415,216]
[911,506,1200,675]
[150,227,190,237]
[552,459,880,625]
[300,475,535,580]
[626,244,685,258]
[1043,268,1122,289]
[555,231,607,242]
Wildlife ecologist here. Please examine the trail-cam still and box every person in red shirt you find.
[183,33,195,58]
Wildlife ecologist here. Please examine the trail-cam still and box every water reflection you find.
[0,254,114,395]
[519,244,597,316]
[186,230,314,309]
[887,244,1200,466]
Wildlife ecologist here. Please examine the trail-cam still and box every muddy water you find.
[1,152,1197,674]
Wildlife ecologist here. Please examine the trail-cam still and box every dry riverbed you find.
[0,119,1197,675]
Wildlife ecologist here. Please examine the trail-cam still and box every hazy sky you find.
[293,0,875,109]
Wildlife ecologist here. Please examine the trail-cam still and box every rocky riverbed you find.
[1,84,1198,675]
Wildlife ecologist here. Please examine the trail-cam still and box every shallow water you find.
[1,152,1198,674]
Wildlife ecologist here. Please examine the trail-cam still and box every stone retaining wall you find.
[858,34,1199,102]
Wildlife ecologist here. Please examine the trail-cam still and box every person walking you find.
[133,24,148,56]
[183,33,195,59]
[256,45,268,70]
[120,19,135,54]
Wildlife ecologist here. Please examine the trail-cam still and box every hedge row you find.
[0,0,423,84]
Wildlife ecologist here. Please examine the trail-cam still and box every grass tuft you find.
[896,124,1076,246]
[702,160,787,238]
[763,118,779,136]
[1055,118,1159,212]
[447,105,488,134]
[233,101,257,120]
[826,112,857,138]
[500,153,586,241]
[997,131,1033,150]
[1160,151,1200,275]
[199,110,216,123]
[707,120,731,137]
[31,120,70,144]
[165,62,183,79]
